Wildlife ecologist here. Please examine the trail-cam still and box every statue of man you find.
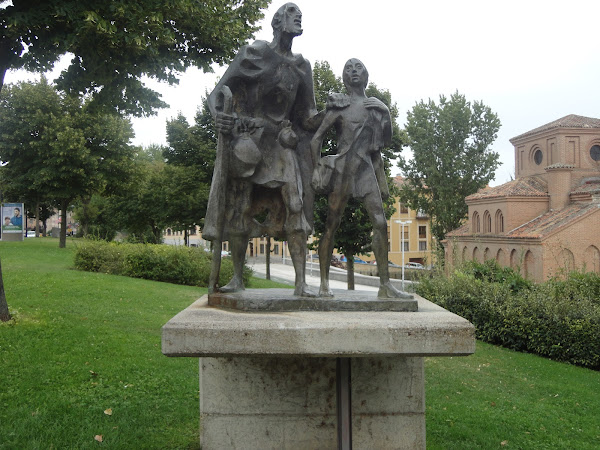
[204,3,321,296]
[310,58,413,299]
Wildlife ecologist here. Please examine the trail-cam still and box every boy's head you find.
[343,58,369,90]
[4,217,11,225]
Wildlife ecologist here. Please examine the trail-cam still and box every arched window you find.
[462,246,468,262]
[472,212,480,233]
[473,246,480,262]
[495,210,504,233]
[584,245,600,273]
[483,210,491,233]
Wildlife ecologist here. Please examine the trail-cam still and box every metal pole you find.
[395,219,412,292]
[401,222,405,291]
[337,357,352,450]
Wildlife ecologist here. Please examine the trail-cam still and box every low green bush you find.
[74,240,251,287]
[418,263,600,370]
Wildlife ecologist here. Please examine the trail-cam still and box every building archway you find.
[462,246,468,263]
[523,250,534,279]
[558,248,575,273]
[483,211,491,233]
[472,212,480,233]
[496,248,507,266]
[510,249,519,270]
[584,245,600,273]
[495,210,504,233]
[473,247,480,262]
[484,247,491,260]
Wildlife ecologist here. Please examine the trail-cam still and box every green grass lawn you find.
[1,238,599,449]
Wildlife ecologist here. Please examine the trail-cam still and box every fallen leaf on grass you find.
[501,440,508,446]
[90,370,98,377]
[104,408,112,416]
[94,435,103,442]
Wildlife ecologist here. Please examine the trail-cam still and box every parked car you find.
[353,257,369,264]
[388,261,401,268]
[339,255,370,264]
[404,262,425,269]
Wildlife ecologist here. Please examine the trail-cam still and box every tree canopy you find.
[0,78,136,246]
[0,0,270,115]
[397,91,501,244]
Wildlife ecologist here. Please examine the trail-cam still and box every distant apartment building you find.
[167,176,434,267]
[444,115,600,281]
[386,176,434,267]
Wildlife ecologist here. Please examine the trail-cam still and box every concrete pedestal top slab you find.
[162,290,475,358]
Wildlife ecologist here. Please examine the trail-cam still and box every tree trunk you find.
[347,257,355,290]
[0,63,7,95]
[0,258,11,322]
[265,235,271,280]
[59,200,68,248]
[184,229,189,247]
[35,201,40,237]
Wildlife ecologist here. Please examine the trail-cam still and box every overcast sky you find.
[6,0,600,186]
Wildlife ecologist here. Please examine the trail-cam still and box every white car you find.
[404,262,425,269]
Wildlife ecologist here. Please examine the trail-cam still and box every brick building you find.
[444,114,600,281]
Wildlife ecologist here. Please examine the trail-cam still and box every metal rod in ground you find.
[337,357,352,450]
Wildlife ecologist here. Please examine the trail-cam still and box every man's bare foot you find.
[218,277,245,293]
[294,282,318,297]
[318,284,334,298]
[378,281,413,299]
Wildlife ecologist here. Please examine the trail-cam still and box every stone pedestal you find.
[162,293,475,449]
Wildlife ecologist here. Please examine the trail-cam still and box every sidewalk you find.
[247,259,416,293]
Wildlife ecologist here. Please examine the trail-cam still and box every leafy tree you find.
[0,79,136,247]
[164,100,217,240]
[398,91,501,245]
[75,147,168,243]
[310,61,402,289]
[0,0,270,115]
[113,159,171,244]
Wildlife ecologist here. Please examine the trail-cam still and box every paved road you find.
[248,259,379,293]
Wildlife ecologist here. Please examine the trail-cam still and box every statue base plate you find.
[208,288,418,312]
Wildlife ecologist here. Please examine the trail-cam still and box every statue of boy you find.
[310,58,413,299]
[204,3,321,296]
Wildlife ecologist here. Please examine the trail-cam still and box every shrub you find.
[418,269,600,370]
[74,240,251,288]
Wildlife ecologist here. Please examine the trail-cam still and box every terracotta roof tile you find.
[506,202,599,239]
[446,222,470,238]
[466,176,548,200]
[393,175,406,187]
[571,179,600,195]
[511,114,600,141]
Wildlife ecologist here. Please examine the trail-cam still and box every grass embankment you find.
[0,239,598,448]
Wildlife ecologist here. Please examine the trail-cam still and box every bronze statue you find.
[310,59,413,299]
[204,3,321,297]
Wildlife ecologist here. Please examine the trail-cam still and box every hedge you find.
[74,240,251,288]
[417,261,600,370]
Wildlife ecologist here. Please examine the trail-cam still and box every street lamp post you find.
[395,219,412,291]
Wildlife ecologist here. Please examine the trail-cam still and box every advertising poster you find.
[2,203,24,234]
